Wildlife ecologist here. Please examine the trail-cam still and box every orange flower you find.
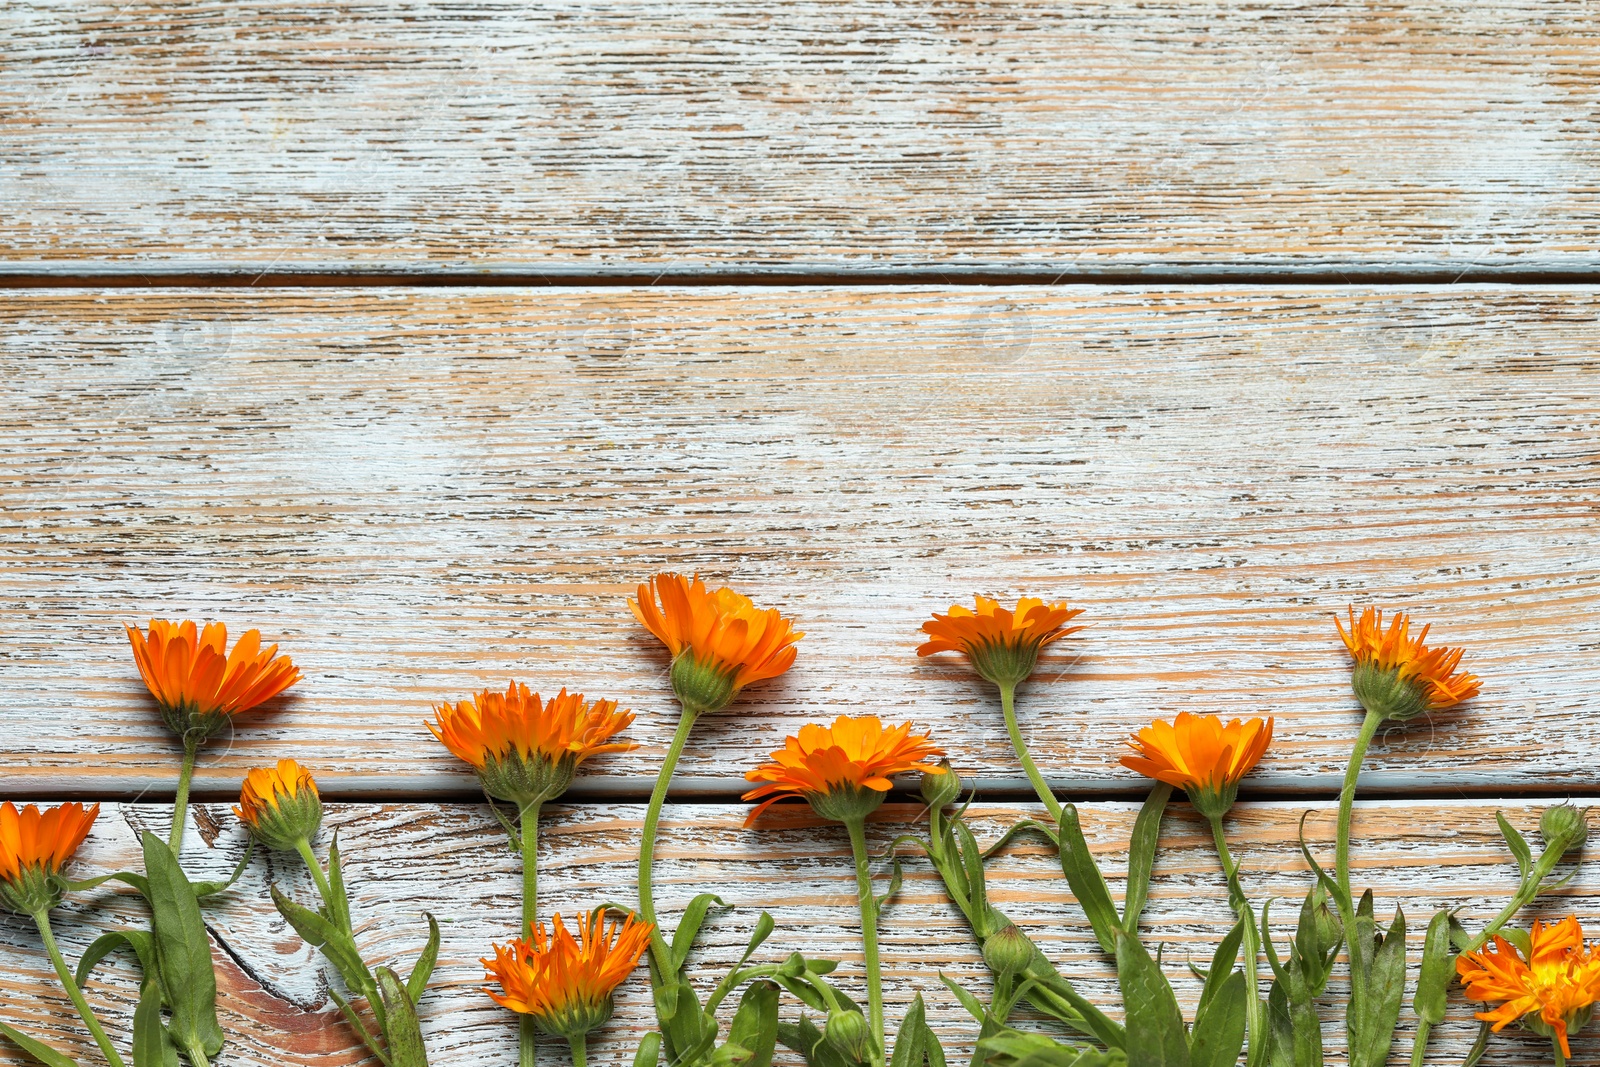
[918,596,1085,688]
[126,619,302,742]
[1121,713,1273,818]
[430,684,634,807]
[1458,917,1600,1058]
[743,715,946,825]
[1336,607,1481,721]
[630,573,803,713]
[0,802,99,915]
[483,910,654,1039]
[235,759,322,850]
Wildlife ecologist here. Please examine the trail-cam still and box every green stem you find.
[294,839,384,1033]
[169,736,200,855]
[845,817,885,1067]
[180,1039,211,1067]
[569,1033,588,1067]
[639,706,700,973]
[999,683,1061,823]
[35,909,129,1067]
[520,802,542,1067]
[1209,815,1265,1067]
[1466,847,1564,954]
[1553,1039,1566,1067]
[1335,708,1383,919]
[1409,1023,1432,1067]
[294,838,336,909]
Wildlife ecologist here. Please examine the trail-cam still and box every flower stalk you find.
[844,815,886,1066]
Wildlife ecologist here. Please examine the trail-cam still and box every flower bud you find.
[920,759,961,808]
[982,923,1035,977]
[823,1009,873,1062]
[1308,884,1343,959]
[669,652,737,717]
[1541,803,1590,856]
[235,759,322,851]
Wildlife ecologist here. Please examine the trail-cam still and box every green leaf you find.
[977,1030,1128,1067]
[1350,906,1406,1067]
[327,834,353,934]
[1413,909,1455,1027]
[1500,926,1533,958]
[405,913,441,1004]
[132,975,180,1067]
[737,912,776,969]
[727,980,779,1067]
[671,893,729,973]
[939,974,989,1025]
[1196,916,1244,1020]
[76,929,157,989]
[1496,811,1532,882]
[921,1018,945,1067]
[953,820,990,931]
[271,884,372,995]
[1261,980,1294,1067]
[142,831,224,1059]
[1460,1021,1491,1067]
[1122,784,1171,934]
[980,819,1060,861]
[875,855,905,912]
[889,993,927,1067]
[376,966,430,1067]
[633,1032,662,1067]
[1188,971,1245,1067]
[1057,806,1120,956]
[659,975,707,1062]
[0,1023,80,1067]
[1114,930,1190,1067]
[188,842,254,899]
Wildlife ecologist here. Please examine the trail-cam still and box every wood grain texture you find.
[2,286,1598,798]
[0,800,1591,1067]
[3,1,1599,275]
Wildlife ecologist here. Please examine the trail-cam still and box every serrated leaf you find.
[1115,930,1190,1067]
[142,831,223,1059]
[727,980,779,1067]
[1058,806,1120,956]
[405,913,440,1004]
[1122,784,1171,934]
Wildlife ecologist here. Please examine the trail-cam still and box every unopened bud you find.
[1541,803,1590,855]
[1308,884,1343,958]
[920,760,961,808]
[981,923,1035,977]
[823,1009,873,1062]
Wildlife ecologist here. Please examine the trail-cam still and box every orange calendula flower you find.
[630,573,803,714]
[430,684,635,808]
[1458,916,1600,1059]
[743,715,946,825]
[0,802,99,915]
[484,910,654,1039]
[126,619,302,743]
[918,595,1085,688]
[1336,606,1481,722]
[1121,713,1273,818]
[235,758,323,851]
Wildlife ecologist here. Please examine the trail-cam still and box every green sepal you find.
[1115,929,1190,1067]
[132,975,180,1067]
[726,980,780,1067]
[141,831,224,1058]
[1122,784,1171,933]
[403,912,441,1004]
[76,929,158,989]
[376,966,430,1067]
[270,884,372,994]
[0,1022,80,1067]
[1058,805,1120,956]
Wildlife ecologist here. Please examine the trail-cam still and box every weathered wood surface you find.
[0,801,1589,1067]
[3,287,1597,798]
[3,2,1599,276]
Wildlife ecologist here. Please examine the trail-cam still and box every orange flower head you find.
[430,684,635,807]
[743,715,946,825]
[630,573,803,714]
[1458,916,1600,1059]
[126,619,302,743]
[235,759,322,851]
[918,595,1085,688]
[483,910,654,1039]
[0,802,100,915]
[1121,713,1273,819]
[1336,607,1480,721]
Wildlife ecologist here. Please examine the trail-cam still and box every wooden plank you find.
[2,287,1597,798]
[0,800,1590,1066]
[2,2,1599,275]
